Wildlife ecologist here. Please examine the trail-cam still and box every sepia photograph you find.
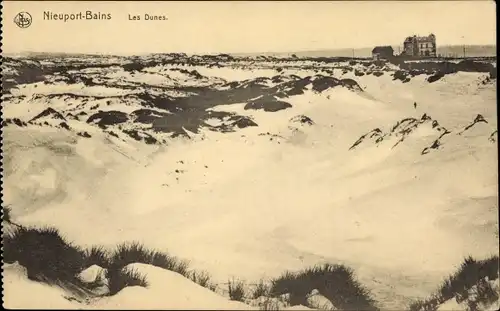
[1,1,498,310]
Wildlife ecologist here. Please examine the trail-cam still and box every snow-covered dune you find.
[2,56,498,310]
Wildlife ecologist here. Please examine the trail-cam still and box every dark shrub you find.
[409,255,500,311]
[409,69,426,77]
[252,279,270,299]
[427,72,445,83]
[244,97,292,112]
[409,296,441,311]
[472,278,499,308]
[231,116,258,129]
[189,270,213,289]
[2,227,86,281]
[130,109,169,124]
[87,110,129,127]
[110,242,156,268]
[30,107,66,122]
[269,264,378,310]
[2,206,12,223]
[489,67,497,79]
[83,246,111,269]
[456,60,493,73]
[108,242,190,277]
[107,266,149,295]
[354,70,365,77]
[312,76,341,92]
[122,62,147,72]
[393,70,410,82]
[341,78,364,92]
[228,278,246,301]
[59,122,71,130]
[290,115,314,125]
[77,131,92,138]
[437,255,499,302]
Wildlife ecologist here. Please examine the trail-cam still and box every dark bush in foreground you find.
[83,245,111,268]
[269,264,378,310]
[2,225,223,296]
[228,278,246,301]
[409,255,500,311]
[107,266,149,295]
[109,242,190,277]
[2,227,86,281]
[437,255,499,302]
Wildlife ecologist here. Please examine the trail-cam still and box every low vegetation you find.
[2,205,12,223]
[189,270,215,290]
[228,278,246,302]
[409,255,500,311]
[3,205,497,309]
[252,279,271,299]
[83,245,110,268]
[1,222,211,297]
[269,263,379,310]
[106,266,149,296]
[3,226,87,282]
[107,242,187,274]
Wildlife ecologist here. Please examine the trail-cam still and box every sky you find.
[2,1,497,55]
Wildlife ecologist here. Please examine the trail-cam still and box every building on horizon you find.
[371,46,394,60]
[403,34,437,57]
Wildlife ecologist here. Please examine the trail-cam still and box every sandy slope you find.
[2,68,498,309]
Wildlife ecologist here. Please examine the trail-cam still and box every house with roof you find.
[403,34,437,57]
[372,46,394,60]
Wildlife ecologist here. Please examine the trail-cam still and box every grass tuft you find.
[437,255,499,302]
[1,226,221,298]
[108,241,190,277]
[228,278,246,302]
[83,245,111,269]
[172,259,191,277]
[2,226,86,282]
[2,206,12,223]
[106,266,149,296]
[408,295,441,311]
[269,263,378,310]
[189,270,213,288]
[409,255,500,311]
[253,279,270,299]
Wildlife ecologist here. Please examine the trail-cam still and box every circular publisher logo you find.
[14,12,32,28]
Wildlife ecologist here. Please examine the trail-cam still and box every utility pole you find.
[461,36,466,58]
[352,48,354,59]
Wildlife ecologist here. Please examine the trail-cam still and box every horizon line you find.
[3,43,496,57]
